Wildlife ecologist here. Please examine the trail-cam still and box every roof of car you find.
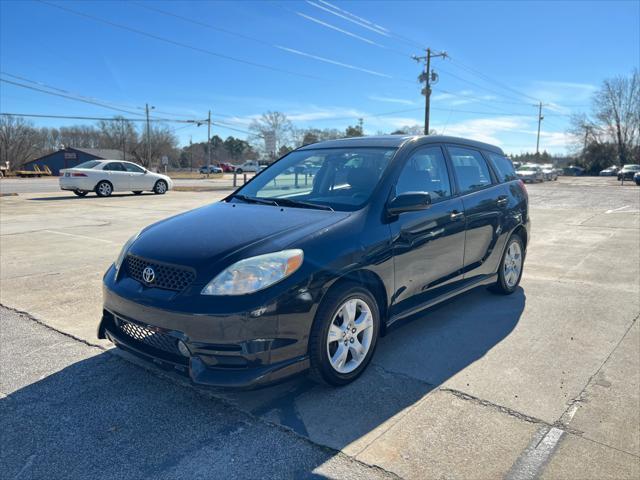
[297,135,504,154]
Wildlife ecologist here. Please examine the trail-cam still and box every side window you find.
[123,163,145,173]
[396,146,452,201]
[487,152,517,182]
[448,146,493,194]
[103,162,125,172]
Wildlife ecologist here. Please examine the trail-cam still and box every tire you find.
[490,233,524,295]
[308,282,380,386]
[132,191,143,195]
[153,180,168,195]
[73,190,88,197]
[236,168,243,173]
[95,181,113,197]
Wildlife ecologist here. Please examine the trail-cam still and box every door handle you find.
[496,195,508,207]
[450,210,464,221]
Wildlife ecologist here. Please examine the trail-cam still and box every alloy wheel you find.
[326,298,374,374]
[503,241,522,288]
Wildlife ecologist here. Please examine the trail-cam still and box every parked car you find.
[60,160,172,197]
[218,162,236,173]
[563,165,585,176]
[235,160,260,173]
[634,172,640,186]
[541,164,558,181]
[516,164,544,183]
[599,165,619,176]
[99,135,529,388]
[617,164,640,181]
[199,165,223,174]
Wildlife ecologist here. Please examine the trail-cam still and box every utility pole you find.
[413,48,447,135]
[189,136,193,172]
[145,103,154,167]
[535,101,544,157]
[207,109,212,167]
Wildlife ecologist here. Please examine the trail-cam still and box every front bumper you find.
[99,269,314,389]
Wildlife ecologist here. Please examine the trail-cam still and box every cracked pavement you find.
[1,177,639,479]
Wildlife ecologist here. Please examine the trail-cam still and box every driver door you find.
[122,162,152,190]
[389,145,466,318]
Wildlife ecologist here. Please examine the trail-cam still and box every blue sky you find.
[1,0,638,154]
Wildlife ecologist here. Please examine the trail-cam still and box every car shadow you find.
[28,193,156,201]
[216,286,525,450]
[2,286,524,478]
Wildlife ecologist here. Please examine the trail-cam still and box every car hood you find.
[128,201,350,279]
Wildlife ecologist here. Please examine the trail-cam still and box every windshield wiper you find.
[231,194,279,206]
[266,197,334,211]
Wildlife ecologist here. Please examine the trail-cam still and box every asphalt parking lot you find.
[1,176,639,479]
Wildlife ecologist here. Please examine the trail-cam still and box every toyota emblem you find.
[142,266,155,284]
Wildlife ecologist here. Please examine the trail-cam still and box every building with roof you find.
[22,147,126,176]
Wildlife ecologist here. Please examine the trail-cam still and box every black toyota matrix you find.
[99,135,530,388]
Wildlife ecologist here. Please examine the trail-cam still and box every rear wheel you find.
[153,180,168,195]
[73,189,88,197]
[309,283,380,386]
[490,233,524,295]
[95,181,113,197]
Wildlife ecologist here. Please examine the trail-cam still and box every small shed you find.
[22,147,126,176]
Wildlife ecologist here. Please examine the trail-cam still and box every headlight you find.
[114,232,140,272]
[201,249,303,296]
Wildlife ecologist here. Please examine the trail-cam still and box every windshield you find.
[74,160,101,169]
[232,147,397,211]
[518,166,537,171]
[622,164,640,170]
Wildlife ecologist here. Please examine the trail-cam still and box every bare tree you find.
[249,111,292,157]
[129,124,178,168]
[98,117,138,158]
[0,115,41,168]
[592,69,639,165]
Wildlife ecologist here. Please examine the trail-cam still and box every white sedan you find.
[59,160,173,197]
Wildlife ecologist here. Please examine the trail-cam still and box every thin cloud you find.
[369,95,416,106]
[295,12,383,47]
[275,46,392,78]
[306,1,391,37]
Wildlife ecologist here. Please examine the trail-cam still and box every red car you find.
[218,163,236,173]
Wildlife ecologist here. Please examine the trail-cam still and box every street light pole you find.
[207,109,212,167]
[535,101,544,157]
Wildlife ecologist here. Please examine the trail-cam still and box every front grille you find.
[125,254,195,291]
[116,317,182,357]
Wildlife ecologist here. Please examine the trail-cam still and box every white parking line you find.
[43,229,114,244]
[505,427,565,480]
[605,205,630,214]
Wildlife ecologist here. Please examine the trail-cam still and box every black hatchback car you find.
[99,135,530,388]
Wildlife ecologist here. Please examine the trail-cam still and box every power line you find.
[1,72,201,120]
[1,78,147,117]
[37,0,326,82]
[0,112,203,123]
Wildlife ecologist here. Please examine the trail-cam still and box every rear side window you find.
[448,146,493,194]
[103,162,125,171]
[487,152,517,182]
[74,160,101,169]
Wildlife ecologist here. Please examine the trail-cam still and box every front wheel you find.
[490,234,524,295]
[153,180,168,195]
[308,283,380,386]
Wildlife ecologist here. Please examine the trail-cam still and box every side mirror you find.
[387,192,432,215]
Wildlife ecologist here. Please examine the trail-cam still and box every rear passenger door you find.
[102,162,129,191]
[446,145,507,281]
